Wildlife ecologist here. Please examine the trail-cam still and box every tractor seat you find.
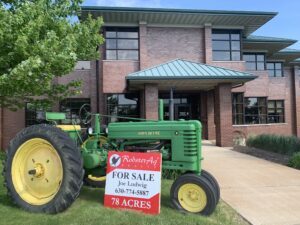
[56,125,81,131]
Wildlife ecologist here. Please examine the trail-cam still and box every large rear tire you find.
[170,173,217,216]
[3,124,84,214]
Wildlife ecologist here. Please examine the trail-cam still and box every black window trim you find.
[243,52,266,71]
[212,29,242,61]
[104,27,139,61]
[232,93,286,125]
[266,61,284,77]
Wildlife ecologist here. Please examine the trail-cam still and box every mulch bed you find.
[232,145,290,166]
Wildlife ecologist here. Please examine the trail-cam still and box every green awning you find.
[126,59,257,91]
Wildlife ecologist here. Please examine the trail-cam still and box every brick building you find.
[1,6,300,148]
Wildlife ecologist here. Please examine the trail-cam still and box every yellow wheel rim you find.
[11,138,63,205]
[178,183,207,213]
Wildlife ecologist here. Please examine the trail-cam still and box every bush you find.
[246,134,300,155]
[288,152,300,169]
[0,151,5,161]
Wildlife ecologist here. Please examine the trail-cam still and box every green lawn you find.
[0,159,248,225]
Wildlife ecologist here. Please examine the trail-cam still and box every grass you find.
[246,134,300,155]
[0,159,248,225]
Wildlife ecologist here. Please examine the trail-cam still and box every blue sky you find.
[83,0,300,49]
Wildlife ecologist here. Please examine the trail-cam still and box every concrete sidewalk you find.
[202,141,300,225]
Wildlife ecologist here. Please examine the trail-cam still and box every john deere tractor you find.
[2,101,220,215]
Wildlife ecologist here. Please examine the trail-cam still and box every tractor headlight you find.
[105,127,108,134]
[88,127,93,135]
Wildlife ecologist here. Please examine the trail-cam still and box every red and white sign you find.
[104,151,162,214]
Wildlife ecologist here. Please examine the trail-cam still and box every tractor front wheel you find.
[3,124,84,214]
[170,173,217,215]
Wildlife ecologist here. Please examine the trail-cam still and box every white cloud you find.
[95,0,161,7]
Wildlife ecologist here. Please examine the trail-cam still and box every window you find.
[232,93,244,125]
[243,53,265,71]
[107,93,139,122]
[25,103,50,127]
[268,100,284,123]
[212,30,241,61]
[60,98,90,126]
[105,28,139,60]
[244,97,267,124]
[232,94,285,125]
[267,62,283,77]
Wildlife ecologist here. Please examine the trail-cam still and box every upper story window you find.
[267,62,283,77]
[212,30,241,61]
[243,53,265,71]
[105,27,139,60]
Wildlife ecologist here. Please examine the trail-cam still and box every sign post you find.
[104,151,162,214]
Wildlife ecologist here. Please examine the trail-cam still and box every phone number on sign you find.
[114,188,149,196]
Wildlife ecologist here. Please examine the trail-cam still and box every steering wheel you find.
[79,103,92,125]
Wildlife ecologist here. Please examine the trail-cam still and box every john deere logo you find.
[110,154,121,167]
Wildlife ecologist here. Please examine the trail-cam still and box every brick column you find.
[207,90,216,140]
[144,84,158,120]
[294,66,300,136]
[215,84,233,146]
[204,24,212,64]
[139,21,148,70]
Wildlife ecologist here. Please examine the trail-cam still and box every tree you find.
[0,0,104,110]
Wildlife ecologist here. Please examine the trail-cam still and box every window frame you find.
[25,103,50,127]
[104,27,139,61]
[267,100,285,123]
[266,62,284,77]
[243,53,266,71]
[232,94,285,125]
[106,93,140,122]
[212,29,242,61]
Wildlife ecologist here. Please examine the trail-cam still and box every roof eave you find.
[126,76,258,80]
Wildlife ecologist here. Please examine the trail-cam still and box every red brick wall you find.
[211,61,246,72]
[204,25,212,64]
[2,108,25,149]
[215,83,233,146]
[144,84,158,120]
[102,60,139,93]
[146,27,204,67]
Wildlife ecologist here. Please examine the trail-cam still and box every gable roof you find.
[126,59,256,80]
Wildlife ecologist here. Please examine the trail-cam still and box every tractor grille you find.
[183,130,198,156]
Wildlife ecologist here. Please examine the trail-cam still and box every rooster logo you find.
[110,154,121,167]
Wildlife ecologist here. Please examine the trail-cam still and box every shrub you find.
[246,134,300,155]
[0,151,5,161]
[288,152,300,169]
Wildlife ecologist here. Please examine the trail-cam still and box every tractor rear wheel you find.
[170,173,217,216]
[3,124,84,214]
[201,170,220,203]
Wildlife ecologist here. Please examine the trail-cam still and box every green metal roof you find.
[244,35,297,43]
[279,48,300,53]
[126,59,256,80]
[80,6,277,36]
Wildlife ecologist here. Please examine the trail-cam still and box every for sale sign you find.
[104,151,162,214]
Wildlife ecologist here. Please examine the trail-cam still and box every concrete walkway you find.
[202,141,300,225]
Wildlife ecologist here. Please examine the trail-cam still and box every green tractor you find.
[2,101,220,215]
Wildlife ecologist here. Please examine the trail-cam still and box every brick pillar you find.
[207,90,216,140]
[204,24,212,64]
[215,84,233,147]
[139,21,148,70]
[139,90,145,119]
[144,84,158,120]
[294,66,300,136]
[200,92,207,139]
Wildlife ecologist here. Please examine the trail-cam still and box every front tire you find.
[3,124,84,214]
[170,173,217,216]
